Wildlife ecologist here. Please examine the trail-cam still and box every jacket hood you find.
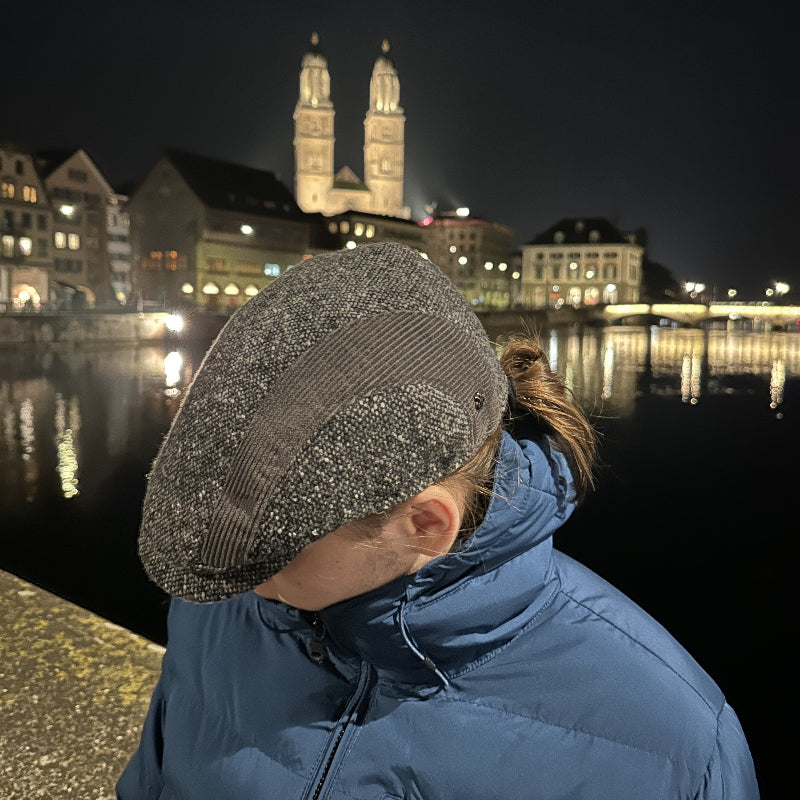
[317,432,577,685]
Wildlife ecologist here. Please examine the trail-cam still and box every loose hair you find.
[440,334,597,543]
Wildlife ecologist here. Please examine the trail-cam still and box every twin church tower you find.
[293,33,410,219]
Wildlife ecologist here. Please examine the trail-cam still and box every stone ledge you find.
[0,570,164,799]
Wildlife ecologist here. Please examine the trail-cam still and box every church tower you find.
[363,40,408,218]
[293,33,335,213]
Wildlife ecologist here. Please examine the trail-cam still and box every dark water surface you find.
[1,326,795,795]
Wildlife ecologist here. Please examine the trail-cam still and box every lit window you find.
[202,282,220,295]
[1,182,14,199]
[244,284,259,297]
[2,235,13,257]
[263,263,280,277]
[328,222,338,234]
[181,283,194,294]
[22,185,37,203]
[589,230,600,243]
[354,223,364,236]
[19,237,32,256]
[67,233,80,250]
[54,231,67,249]
[223,283,240,296]
[339,221,350,234]
[366,224,375,238]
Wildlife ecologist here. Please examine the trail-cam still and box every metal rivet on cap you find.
[473,391,485,410]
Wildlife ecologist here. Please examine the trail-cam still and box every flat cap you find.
[138,242,506,601]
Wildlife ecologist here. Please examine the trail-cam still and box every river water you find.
[1,325,794,794]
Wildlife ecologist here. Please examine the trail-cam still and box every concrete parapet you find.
[0,570,163,798]
[0,312,173,347]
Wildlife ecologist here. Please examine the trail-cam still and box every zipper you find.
[305,661,372,800]
[306,612,326,665]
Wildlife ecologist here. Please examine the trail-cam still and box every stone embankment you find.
[0,310,230,347]
[0,570,163,799]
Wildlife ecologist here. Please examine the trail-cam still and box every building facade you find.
[106,192,132,304]
[521,218,642,308]
[420,210,519,309]
[321,210,426,253]
[0,143,53,310]
[36,148,119,307]
[293,35,409,219]
[128,149,320,310]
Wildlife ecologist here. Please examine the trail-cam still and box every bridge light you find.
[727,288,737,299]
[775,282,790,296]
[694,282,706,293]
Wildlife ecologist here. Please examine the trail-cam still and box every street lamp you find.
[727,288,737,299]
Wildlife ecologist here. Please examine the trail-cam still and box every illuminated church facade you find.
[293,34,409,219]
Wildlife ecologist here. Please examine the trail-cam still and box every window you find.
[67,233,80,250]
[584,287,600,305]
[15,160,23,175]
[22,185,37,203]
[18,237,32,256]
[3,210,13,229]
[54,231,67,249]
[589,230,600,243]
[365,224,375,238]
[263,263,280,277]
[339,221,350,234]
[354,223,364,236]
[68,169,88,183]
[1,182,14,199]
[206,258,227,274]
[38,238,47,255]
[554,231,565,244]
[37,214,47,231]
[2,235,13,257]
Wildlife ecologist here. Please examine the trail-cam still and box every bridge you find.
[602,303,800,329]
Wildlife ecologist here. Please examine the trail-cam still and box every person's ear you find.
[405,485,462,566]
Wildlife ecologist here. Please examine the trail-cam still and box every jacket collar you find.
[319,433,577,686]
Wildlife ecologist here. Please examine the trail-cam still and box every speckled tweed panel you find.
[138,242,507,601]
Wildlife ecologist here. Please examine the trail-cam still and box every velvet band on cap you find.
[138,242,507,601]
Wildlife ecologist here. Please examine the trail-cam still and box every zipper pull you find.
[308,613,326,665]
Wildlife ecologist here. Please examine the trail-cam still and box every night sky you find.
[6,0,794,300]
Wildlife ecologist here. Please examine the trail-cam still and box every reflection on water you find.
[0,345,200,507]
[1,328,798,505]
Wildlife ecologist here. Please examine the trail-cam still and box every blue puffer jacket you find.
[117,433,758,799]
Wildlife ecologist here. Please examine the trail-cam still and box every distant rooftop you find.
[527,217,636,246]
[164,148,304,219]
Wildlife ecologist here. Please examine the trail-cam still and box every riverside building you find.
[521,217,642,308]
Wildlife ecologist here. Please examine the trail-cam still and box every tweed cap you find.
[138,241,507,601]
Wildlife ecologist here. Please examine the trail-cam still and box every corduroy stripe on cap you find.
[200,310,501,570]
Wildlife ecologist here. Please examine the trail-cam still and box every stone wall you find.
[0,312,173,346]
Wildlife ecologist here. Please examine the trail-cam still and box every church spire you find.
[369,39,401,113]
